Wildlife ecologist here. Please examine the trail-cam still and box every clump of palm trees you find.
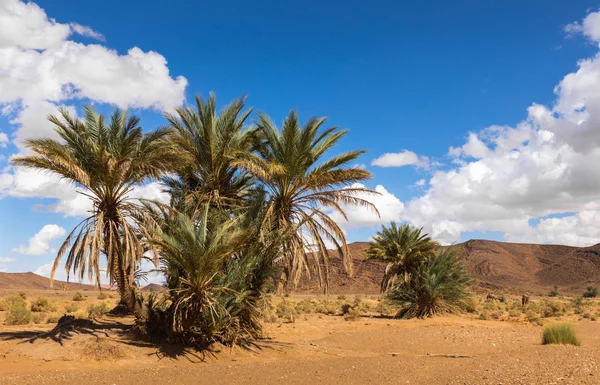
[13,93,377,348]
[365,222,472,319]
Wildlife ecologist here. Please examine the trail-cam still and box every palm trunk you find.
[114,249,146,321]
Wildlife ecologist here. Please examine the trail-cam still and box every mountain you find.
[4,240,600,295]
[141,283,166,292]
[0,272,96,290]
[297,240,600,295]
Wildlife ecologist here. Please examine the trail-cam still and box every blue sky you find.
[2,0,600,279]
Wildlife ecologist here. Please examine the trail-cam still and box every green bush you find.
[388,249,473,319]
[583,286,598,298]
[548,285,559,297]
[30,297,57,312]
[72,291,85,301]
[87,301,111,319]
[5,297,32,325]
[542,323,580,346]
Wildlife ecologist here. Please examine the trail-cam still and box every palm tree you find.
[144,201,290,347]
[12,107,177,313]
[163,93,254,213]
[388,248,473,319]
[365,222,439,292]
[240,111,377,292]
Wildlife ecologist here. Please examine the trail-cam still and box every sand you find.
[1,290,599,384]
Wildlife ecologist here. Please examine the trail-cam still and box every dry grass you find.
[542,323,580,346]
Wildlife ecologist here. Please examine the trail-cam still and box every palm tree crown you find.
[365,222,439,292]
[163,93,254,212]
[242,111,378,291]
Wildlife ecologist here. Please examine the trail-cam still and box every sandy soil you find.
[0,290,599,385]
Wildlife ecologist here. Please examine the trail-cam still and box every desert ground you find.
[1,289,599,384]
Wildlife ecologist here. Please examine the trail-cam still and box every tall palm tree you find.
[12,107,177,313]
[163,93,254,213]
[240,111,378,292]
[365,222,439,292]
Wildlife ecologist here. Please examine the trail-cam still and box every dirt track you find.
[1,313,599,384]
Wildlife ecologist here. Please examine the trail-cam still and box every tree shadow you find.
[0,315,130,346]
[0,315,290,363]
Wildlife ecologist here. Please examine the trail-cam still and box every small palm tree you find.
[12,107,177,313]
[388,248,472,319]
[241,111,377,291]
[163,93,254,212]
[365,222,439,292]
[144,202,288,347]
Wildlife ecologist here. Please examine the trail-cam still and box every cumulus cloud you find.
[371,150,430,168]
[328,183,404,229]
[391,10,600,246]
[0,0,187,215]
[12,224,66,255]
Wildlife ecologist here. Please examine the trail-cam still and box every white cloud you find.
[414,179,425,187]
[69,23,104,41]
[12,224,66,255]
[393,10,600,246]
[329,183,404,229]
[565,11,600,43]
[371,150,430,168]
[0,0,187,215]
[0,257,16,263]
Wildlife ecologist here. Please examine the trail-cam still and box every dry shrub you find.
[97,292,109,300]
[46,314,61,324]
[343,306,361,321]
[18,292,27,300]
[0,297,10,311]
[276,300,297,322]
[31,312,45,324]
[82,338,126,360]
[72,291,85,301]
[87,301,111,319]
[65,302,79,313]
[5,297,31,325]
[30,297,57,312]
[541,300,569,318]
[542,323,580,346]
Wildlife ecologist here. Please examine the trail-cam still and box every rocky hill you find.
[297,240,600,295]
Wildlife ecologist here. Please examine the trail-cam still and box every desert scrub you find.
[548,285,559,297]
[342,306,361,321]
[5,297,32,325]
[65,302,79,313]
[31,312,45,324]
[46,314,61,324]
[541,300,569,318]
[18,291,27,300]
[583,286,598,298]
[97,292,109,300]
[0,297,10,311]
[72,291,85,301]
[542,323,580,346]
[30,297,57,312]
[87,301,111,319]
